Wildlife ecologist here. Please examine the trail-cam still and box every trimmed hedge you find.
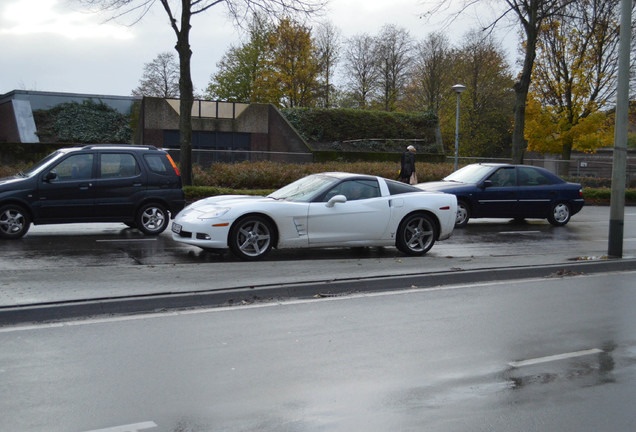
[281,107,437,143]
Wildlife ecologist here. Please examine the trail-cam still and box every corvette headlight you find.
[199,207,230,219]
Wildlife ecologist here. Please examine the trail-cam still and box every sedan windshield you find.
[444,164,496,184]
[268,174,338,202]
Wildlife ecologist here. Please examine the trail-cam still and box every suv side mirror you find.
[481,180,493,189]
[326,194,347,208]
[44,171,57,182]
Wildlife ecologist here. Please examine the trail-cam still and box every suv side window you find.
[144,154,171,175]
[100,153,139,178]
[51,154,94,181]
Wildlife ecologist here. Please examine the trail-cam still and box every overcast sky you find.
[0,0,519,97]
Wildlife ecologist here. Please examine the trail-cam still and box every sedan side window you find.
[50,154,94,181]
[488,168,516,187]
[518,167,553,186]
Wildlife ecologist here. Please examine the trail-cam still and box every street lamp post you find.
[452,84,466,171]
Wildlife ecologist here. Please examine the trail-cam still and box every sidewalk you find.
[2,248,635,325]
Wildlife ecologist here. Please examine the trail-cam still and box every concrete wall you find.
[139,97,312,161]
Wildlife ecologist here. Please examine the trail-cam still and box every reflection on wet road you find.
[1,207,633,270]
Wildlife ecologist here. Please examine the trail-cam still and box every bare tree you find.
[374,24,413,112]
[422,0,577,163]
[76,0,326,185]
[406,32,453,151]
[342,34,379,108]
[132,52,180,98]
[314,21,341,108]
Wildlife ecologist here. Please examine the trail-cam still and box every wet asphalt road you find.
[1,206,636,431]
[0,206,634,313]
[1,270,635,432]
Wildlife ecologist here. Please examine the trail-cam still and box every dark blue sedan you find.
[416,163,584,227]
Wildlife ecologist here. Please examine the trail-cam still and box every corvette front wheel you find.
[229,216,273,260]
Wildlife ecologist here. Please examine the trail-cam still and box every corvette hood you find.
[179,195,271,216]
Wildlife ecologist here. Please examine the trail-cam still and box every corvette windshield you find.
[444,164,495,184]
[268,174,337,202]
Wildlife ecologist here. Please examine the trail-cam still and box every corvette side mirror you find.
[326,194,347,208]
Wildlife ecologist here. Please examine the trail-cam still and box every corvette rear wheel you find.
[396,213,437,256]
[229,215,273,260]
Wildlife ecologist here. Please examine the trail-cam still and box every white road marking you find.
[84,421,157,432]
[96,239,157,243]
[499,231,541,235]
[508,348,603,368]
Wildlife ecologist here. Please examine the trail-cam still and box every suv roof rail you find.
[80,144,159,151]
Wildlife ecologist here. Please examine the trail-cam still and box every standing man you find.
[400,145,417,184]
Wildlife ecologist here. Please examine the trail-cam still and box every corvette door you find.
[306,179,390,245]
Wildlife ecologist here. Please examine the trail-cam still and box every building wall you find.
[138,97,312,163]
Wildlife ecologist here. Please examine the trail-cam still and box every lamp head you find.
[452,84,466,94]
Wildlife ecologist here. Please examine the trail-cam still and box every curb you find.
[1,258,634,326]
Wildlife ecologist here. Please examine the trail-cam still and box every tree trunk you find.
[176,3,194,186]
[511,20,539,165]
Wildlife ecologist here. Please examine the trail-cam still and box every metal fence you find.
[167,149,636,187]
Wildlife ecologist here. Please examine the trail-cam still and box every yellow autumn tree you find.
[525,0,620,160]
[266,17,321,108]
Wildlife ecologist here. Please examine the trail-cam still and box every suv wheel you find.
[0,204,31,239]
[136,203,168,235]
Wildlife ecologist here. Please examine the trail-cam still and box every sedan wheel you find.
[230,216,273,260]
[396,213,437,256]
[455,201,470,227]
[548,202,571,226]
[0,204,31,239]
[136,203,168,235]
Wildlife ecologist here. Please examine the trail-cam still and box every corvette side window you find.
[324,180,380,201]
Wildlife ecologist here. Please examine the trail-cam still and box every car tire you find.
[455,200,470,228]
[229,215,274,260]
[0,204,31,239]
[396,213,437,256]
[548,202,571,226]
[136,203,169,235]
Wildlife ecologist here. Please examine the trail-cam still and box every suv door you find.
[93,151,147,220]
[36,152,96,221]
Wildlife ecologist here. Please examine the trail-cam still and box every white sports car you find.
[172,172,457,260]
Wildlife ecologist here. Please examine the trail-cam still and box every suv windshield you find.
[20,151,65,177]
[444,164,497,184]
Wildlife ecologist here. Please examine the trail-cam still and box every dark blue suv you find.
[0,145,185,238]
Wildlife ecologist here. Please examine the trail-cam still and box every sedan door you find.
[306,179,391,245]
[516,166,558,217]
[474,167,519,218]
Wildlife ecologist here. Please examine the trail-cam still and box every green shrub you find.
[34,100,132,144]
[281,107,437,143]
